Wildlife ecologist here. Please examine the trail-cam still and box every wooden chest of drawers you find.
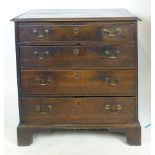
[11,9,141,146]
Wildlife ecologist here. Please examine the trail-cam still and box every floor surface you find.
[5,125,150,155]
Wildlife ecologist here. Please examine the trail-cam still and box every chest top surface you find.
[11,9,140,22]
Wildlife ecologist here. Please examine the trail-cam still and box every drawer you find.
[19,22,135,44]
[21,70,135,95]
[20,45,135,69]
[21,97,136,125]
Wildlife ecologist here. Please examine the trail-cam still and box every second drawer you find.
[20,45,135,69]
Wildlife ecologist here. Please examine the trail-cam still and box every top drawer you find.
[18,22,136,44]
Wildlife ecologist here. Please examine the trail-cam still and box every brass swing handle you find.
[35,77,52,86]
[33,51,49,60]
[35,105,53,115]
[33,29,49,38]
[105,104,122,114]
[102,28,121,37]
[73,27,80,34]
[105,77,118,86]
[104,50,120,59]
[73,48,79,55]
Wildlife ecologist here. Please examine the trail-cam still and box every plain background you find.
[3,0,151,154]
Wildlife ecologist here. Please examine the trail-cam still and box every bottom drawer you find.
[21,97,136,125]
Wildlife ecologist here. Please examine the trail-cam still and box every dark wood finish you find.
[21,70,135,95]
[109,122,141,145]
[11,9,141,146]
[17,125,33,146]
[17,122,141,146]
[18,22,135,44]
[11,9,141,22]
[22,97,136,124]
[20,45,135,69]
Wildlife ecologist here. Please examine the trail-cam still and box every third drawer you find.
[21,70,136,96]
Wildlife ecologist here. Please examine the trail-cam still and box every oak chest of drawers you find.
[11,9,141,146]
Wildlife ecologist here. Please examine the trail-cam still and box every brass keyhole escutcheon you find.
[75,73,80,80]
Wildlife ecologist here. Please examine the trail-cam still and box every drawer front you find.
[21,97,136,125]
[19,23,135,43]
[20,45,135,69]
[21,70,135,95]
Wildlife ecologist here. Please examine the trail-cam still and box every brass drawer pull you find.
[35,105,53,115]
[73,48,79,55]
[104,50,120,59]
[103,28,121,37]
[33,29,49,38]
[33,51,49,60]
[105,104,122,114]
[73,27,80,34]
[35,77,52,86]
[105,77,118,86]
